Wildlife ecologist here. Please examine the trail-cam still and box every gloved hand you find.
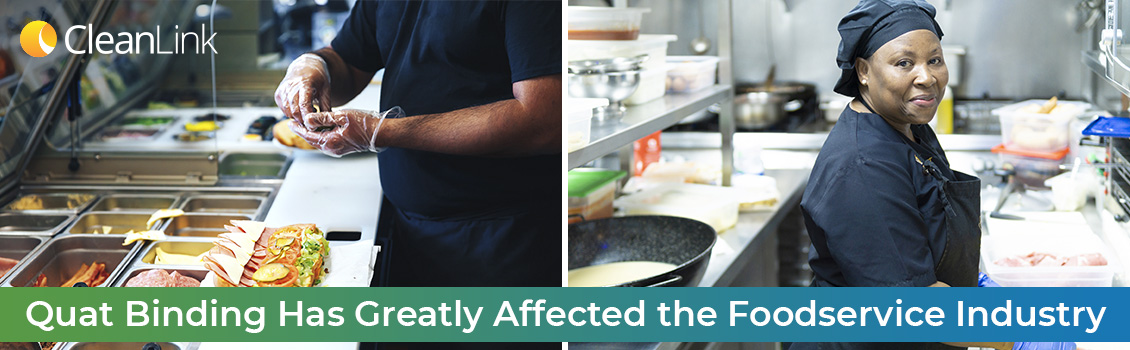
[274,53,332,126]
[289,106,403,157]
[1012,342,1076,350]
[978,272,1001,287]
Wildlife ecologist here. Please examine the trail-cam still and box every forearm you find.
[311,46,371,107]
[943,342,1013,350]
[378,99,560,156]
[376,75,561,156]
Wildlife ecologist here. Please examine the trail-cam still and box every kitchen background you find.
[572,0,1122,132]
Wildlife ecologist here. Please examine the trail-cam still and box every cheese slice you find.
[123,230,167,246]
[154,247,204,265]
[216,239,252,265]
[223,231,257,256]
[231,220,267,241]
[147,209,185,228]
[209,252,247,284]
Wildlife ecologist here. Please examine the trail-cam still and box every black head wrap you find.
[834,0,943,97]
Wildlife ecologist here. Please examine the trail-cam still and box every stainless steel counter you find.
[699,168,808,287]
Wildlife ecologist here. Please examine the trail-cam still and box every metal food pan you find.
[1,193,97,214]
[2,235,140,287]
[163,213,252,239]
[89,195,178,213]
[137,241,212,266]
[0,236,48,285]
[68,213,158,234]
[179,195,264,216]
[0,213,74,236]
[115,267,207,287]
[61,342,187,350]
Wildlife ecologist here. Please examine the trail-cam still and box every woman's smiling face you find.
[856,29,948,131]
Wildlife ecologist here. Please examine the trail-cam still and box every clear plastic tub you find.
[982,232,1116,287]
[625,64,668,106]
[567,6,650,40]
[569,169,627,224]
[568,34,677,72]
[666,56,719,93]
[991,144,1067,189]
[566,98,609,152]
[615,183,740,233]
[993,99,1090,152]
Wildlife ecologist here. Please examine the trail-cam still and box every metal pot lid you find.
[568,54,649,74]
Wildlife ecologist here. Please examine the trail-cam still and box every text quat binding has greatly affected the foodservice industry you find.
[1,287,1128,343]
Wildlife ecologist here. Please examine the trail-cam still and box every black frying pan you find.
[568,216,716,287]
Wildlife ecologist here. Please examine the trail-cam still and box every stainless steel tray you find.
[89,195,178,213]
[0,235,49,285]
[2,235,142,287]
[68,212,161,234]
[114,266,208,287]
[60,342,191,350]
[0,213,74,236]
[178,195,264,217]
[1,193,98,214]
[161,213,252,240]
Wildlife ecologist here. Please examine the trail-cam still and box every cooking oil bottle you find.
[935,86,954,134]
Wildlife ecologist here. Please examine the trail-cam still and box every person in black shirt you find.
[273,1,561,289]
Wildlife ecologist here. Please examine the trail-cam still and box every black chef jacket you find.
[331,1,560,287]
[801,106,955,288]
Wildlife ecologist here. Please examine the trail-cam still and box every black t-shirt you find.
[332,0,561,217]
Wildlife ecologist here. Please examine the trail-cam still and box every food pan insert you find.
[69,213,159,234]
[114,267,208,287]
[0,213,73,236]
[0,236,48,284]
[3,235,139,287]
[162,213,252,238]
[137,241,213,266]
[89,195,177,212]
[1,193,96,213]
[179,196,263,216]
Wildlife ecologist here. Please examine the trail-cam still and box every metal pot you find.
[567,70,642,122]
[568,216,716,287]
[733,82,816,130]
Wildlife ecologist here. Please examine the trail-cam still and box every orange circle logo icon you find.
[20,21,57,58]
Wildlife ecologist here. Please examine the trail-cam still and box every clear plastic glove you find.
[274,53,332,126]
[289,106,403,157]
[1013,342,1076,350]
[978,272,1001,287]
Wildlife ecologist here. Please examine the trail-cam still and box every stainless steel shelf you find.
[568,84,732,169]
[1085,49,1130,97]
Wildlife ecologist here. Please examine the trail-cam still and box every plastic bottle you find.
[936,85,954,134]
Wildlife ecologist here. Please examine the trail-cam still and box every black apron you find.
[791,103,981,350]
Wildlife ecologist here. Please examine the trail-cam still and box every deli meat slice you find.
[125,269,201,287]
[170,271,201,287]
[994,252,1109,267]
[126,269,176,287]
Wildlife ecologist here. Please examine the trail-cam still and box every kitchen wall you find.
[574,0,1114,105]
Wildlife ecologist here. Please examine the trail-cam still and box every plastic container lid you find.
[1082,115,1130,138]
[568,170,627,198]
[990,144,1069,160]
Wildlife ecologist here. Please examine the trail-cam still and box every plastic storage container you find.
[992,99,1090,152]
[568,34,677,73]
[567,6,650,40]
[566,98,609,152]
[991,144,1067,189]
[615,183,740,233]
[569,169,627,224]
[625,64,668,106]
[666,56,719,93]
[982,232,1116,287]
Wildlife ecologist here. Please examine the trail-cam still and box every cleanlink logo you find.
[20,21,56,57]
[19,21,216,57]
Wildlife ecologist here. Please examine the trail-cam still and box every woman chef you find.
[790,1,1074,349]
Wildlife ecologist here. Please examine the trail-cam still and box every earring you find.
[860,79,867,86]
